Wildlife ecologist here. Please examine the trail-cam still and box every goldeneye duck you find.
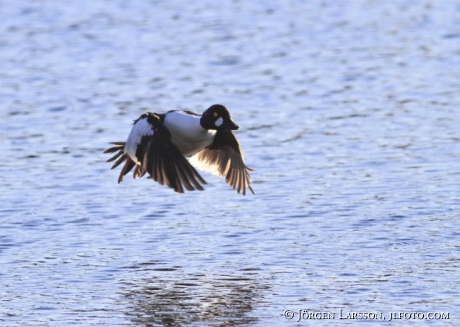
[104,104,254,195]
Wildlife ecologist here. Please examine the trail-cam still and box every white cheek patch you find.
[125,117,154,163]
[215,117,223,127]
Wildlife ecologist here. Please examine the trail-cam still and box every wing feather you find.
[190,129,254,195]
[104,112,206,193]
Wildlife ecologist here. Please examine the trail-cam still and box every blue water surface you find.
[1,0,460,326]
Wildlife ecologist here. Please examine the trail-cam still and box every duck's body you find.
[163,111,216,157]
[104,104,254,195]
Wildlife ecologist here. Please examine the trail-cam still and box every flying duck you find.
[104,104,254,195]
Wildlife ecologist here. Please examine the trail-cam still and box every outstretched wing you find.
[104,142,136,183]
[104,112,206,193]
[189,129,254,195]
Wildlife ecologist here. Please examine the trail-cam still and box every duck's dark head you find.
[200,104,239,131]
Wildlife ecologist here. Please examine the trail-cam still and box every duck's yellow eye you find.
[213,112,218,117]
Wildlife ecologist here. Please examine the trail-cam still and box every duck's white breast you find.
[163,111,216,157]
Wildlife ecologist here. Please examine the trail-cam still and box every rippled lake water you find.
[1,0,460,326]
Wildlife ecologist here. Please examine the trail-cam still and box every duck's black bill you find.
[222,121,239,130]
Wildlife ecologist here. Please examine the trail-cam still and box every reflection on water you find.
[121,265,266,327]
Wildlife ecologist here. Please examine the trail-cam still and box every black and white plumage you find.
[104,104,254,195]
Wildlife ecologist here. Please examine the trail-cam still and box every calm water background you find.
[1,0,460,326]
